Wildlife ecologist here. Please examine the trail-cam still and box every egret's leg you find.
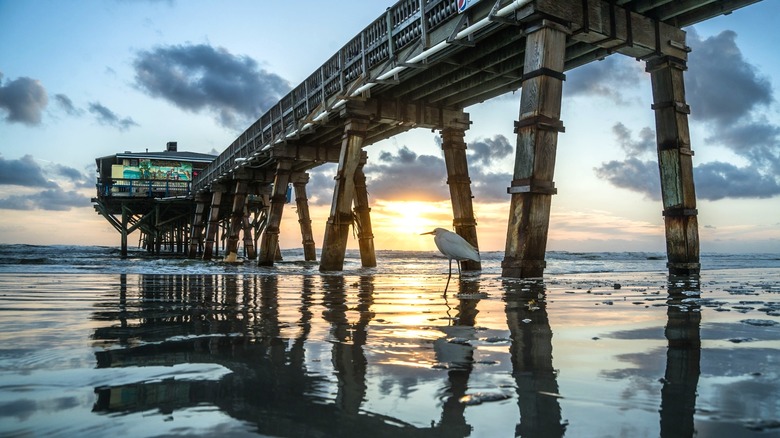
[444,259,453,295]
[457,260,462,277]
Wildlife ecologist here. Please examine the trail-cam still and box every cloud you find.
[88,102,139,130]
[596,122,780,201]
[594,28,780,202]
[467,134,514,168]
[686,29,773,125]
[686,28,780,200]
[0,155,93,210]
[565,56,643,104]
[133,43,290,129]
[703,118,780,176]
[465,134,518,202]
[0,187,90,211]
[54,94,83,116]
[612,122,655,157]
[694,161,780,200]
[365,146,449,202]
[595,156,661,200]
[301,133,515,207]
[0,155,57,188]
[52,163,93,188]
[361,135,513,204]
[470,170,513,202]
[0,74,48,125]
[304,164,336,206]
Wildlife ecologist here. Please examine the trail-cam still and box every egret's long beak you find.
[420,230,434,235]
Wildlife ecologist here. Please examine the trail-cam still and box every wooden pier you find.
[95,0,762,276]
[92,143,216,256]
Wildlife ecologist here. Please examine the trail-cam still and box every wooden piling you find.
[120,207,128,257]
[153,205,161,255]
[202,187,224,260]
[188,193,209,258]
[502,20,569,278]
[647,55,700,275]
[176,222,184,253]
[247,186,267,253]
[292,173,317,261]
[224,178,249,262]
[242,204,257,260]
[353,152,376,268]
[440,125,481,271]
[258,161,292,266]
[320,116,369,271]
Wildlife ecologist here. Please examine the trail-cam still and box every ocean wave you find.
[0,244,777,275]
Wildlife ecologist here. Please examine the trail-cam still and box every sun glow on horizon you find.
[370,200,453,250]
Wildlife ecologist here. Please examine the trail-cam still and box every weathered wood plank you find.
[202,188,224,261]
[320,117,369,271]
[241,211,256,260]
[503,20,567,278]
[224,179,249,262]
[647,55,700,274]
[353,154,376,268]
[258,161,292,266]
[293,173,317,262]
[441,126,481,271]
[272,144,341,163]
[533,0,689,60]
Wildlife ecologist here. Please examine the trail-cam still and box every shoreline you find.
[1,266,778,436]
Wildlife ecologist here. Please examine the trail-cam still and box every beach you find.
[0,247,779,437]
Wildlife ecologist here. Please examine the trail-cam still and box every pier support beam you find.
[188,193,209,258]
[202,186,225,261]
[353,152,376,268]
[320,116,369,271]
[242,203,257,260]
[152,205,161,255]
[120,207,129,257]
[224,177,249,262]
[441,124,481,271]
[647,55,700,275]
[258,161,292,266]
[292,173,317,262]
[502,20,569,278]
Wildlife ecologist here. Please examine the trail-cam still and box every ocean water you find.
[1,245,779,437]
[1,244,779,275]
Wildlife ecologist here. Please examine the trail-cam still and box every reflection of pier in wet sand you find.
[1,265,778,436]
[93,274,462,436]
[84,272,757,436]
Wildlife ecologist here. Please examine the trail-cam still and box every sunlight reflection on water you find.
[0,267,779,437]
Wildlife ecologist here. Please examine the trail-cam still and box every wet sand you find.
[0,268,778,437]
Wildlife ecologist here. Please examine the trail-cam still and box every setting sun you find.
[393,201,438,234]
[369,200,454,250]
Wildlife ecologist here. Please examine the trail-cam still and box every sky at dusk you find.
[1,0,779,254]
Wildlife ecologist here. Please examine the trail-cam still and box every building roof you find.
[96,150,217,164]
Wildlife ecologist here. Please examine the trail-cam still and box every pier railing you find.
[192,0,467,192]
[97,179,192,199]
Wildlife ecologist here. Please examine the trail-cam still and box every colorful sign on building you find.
[122,158,192,181]
[114,159,193,181]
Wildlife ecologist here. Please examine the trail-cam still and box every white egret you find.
[421,228,480,293]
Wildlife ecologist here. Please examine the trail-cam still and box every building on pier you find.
[92,142,215,256]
